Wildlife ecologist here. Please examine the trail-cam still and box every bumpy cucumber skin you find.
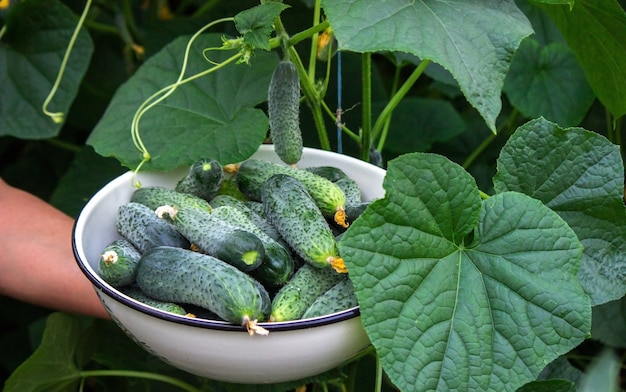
[164,206,264,272]
[262,174,339,269]
[132,186,212,212]
[136,246,271,324]
[120,286,188,316]
[116,202,190,253]
[270,263,343,322]
[304,166,349,182]
[98,239,141,287]
[335,177,362,205]
[175,158,224,201]
[268,60,302,165]
[236,159,346,220]
[210,194,283,243]
[210,205,295,287]
[301,278,357,319]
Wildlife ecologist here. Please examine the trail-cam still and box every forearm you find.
[0,178,109,319]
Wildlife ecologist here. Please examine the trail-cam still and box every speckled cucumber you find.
[155,205,264,272]
[210,194,283,244]
[270,263,344,322]
[210,205,295,287]
[120,285,189,316]
[136,246,271,334]
[131,186,212,212]
[304,166,348,182]
[301,278,358,319]
[262,174,345,273]
[175,158,224,201]
[116,202,190,253]
[334,177,362,205]
[98,239,141,287]
[268,60,303,165]
[236,158,349,227]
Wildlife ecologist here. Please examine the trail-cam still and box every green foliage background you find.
[1,0,626,391]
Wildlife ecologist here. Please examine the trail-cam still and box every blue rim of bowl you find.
[72,219,362,333]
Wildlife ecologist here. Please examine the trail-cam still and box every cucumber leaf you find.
[504,39,595,127]
[321,0,533,132]
[0,0,93,139]
[493,117,626,306]
[537,0,626,120]
[515,380,576,392]
[234,2,290,51]
[88,33,279,171]
[339,152,590,392]
[4,313,86,392]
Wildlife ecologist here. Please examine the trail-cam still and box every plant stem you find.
[79,370,202,392]
[370,59,430,147]
[320,98,359,142]
[288,45,331,150]
[376,64,403,152]
[361,52,372,161]
[307,0,322,82]
[462,108,518,170]
[375,353,383,392]
[288,20,329,47]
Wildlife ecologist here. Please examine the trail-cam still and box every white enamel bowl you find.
[73,145,386,384]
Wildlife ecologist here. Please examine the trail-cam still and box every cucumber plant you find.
[3,0,626,391]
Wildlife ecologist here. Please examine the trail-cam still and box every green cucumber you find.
[301,278,358,319]
[236,158,349,227]
[116,202,190,253]
[210,205,295,287]
[155,205,264,272]
[215,175,249,201]
[304,166,349,182]
[261,174,345,273]
[98,239,141,287]
[120,286,189,316]
[268,60,302,165]
[175,158,224,201]
[136,246,271,334]
[270,263,344,322]
[131,186,212,212]
[210,194,283,244]
[335,177,362,205]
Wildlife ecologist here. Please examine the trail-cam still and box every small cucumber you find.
[98,239,141,287]
[210,205,295,287]
[215,175,249,201]
[131,186,212,212]
[270,263,344,322]
[175,158,224,201]
[236,159,349,227]
[136,246,271,334]
[301,278,358,319]
[155,205,264,272]
[268,60,303,165]
[262,174,345,273]
[116,202,190,253]
[120,286,189,316]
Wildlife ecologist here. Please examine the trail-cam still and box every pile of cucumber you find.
[97,156,370,335]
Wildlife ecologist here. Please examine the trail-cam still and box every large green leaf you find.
[339,152,590,392]
[379,97,466,155]
[0,0,93,139]
[88,33,279,171]
[4,313,86,392]
[504,39,594,126]
[321,0,533,131]
[493,117,626,305]
[537,0,626,119]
